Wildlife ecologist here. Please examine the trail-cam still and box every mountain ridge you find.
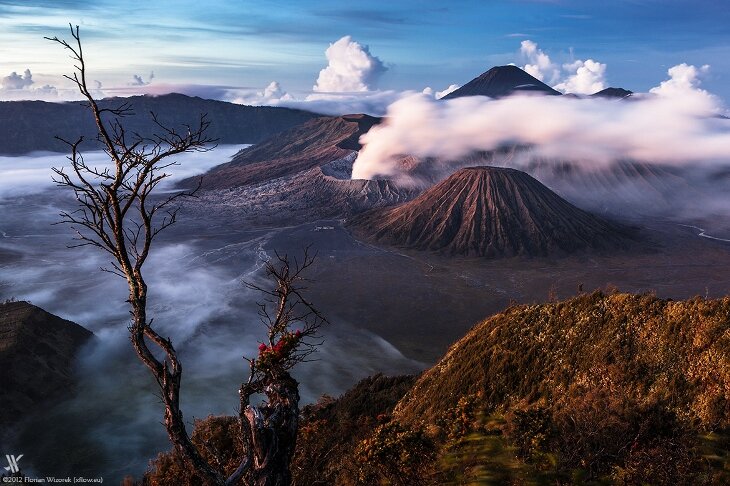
[191,114,381,189]
[0,93,319,155]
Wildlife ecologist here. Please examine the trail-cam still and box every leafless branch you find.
[48,24,225,486]
[49,24,320,486]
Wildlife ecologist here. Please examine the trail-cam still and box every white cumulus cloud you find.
[312,36,387,93]
[0,68,58,100]
[422,84,460,100]
[262,81,290,100]
[650,63,711,98]
[243,35,396,116]
[554,59,607,95]
[2,69,33,90]
[436,84,460,99]
[520,40,559,84]
[230,80,293,106]
[520,41,608,95]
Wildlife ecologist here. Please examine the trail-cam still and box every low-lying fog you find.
[0,146,424,481]
[3,138,730,482]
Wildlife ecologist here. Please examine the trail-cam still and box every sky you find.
[0,0,729,108]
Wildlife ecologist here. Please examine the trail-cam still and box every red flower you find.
[295,330,302,338]
[258,343,267,352]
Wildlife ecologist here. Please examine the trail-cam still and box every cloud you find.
[554,59,607,95]
[351,64,729,181]
[520,40,608,95]
[275,90,404,116]
[312,35,387,93]
[2,68,33,89]
[435,84,460,99]
[520,40,559,84]
[232,80,294,105]
[650,63,711,99]
[227,37,395,116]
[0,68,58,100]
[422,83,460,100]
[222,36,394,115]
[303,36,392,114]
[130,71,155,86]
[262,81,290,100]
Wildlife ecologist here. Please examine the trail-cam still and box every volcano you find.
[194,114,380,189]
[442,65,561,99]
[348,166,633,257]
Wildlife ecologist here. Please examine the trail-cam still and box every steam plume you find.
[351,64,729,181]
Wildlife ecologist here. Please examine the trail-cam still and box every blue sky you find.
[0,0,728,103]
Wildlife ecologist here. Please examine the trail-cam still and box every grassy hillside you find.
[382,291,729,484]
[144,291,730,484]
[395,291,729,430]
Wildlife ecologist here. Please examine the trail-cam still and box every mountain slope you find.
[0,93,318,155]
[0,301,93,427]
[349,166,632,257]
[144,292,730,484]
[394,291,730,428]
[442,65,561,99]
[195,114,380,189]
[525,159,699,216]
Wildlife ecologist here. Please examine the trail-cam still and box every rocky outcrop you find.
[0,301,93,427]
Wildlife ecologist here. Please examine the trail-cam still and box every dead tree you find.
[48,25,323,485]
[236,248,325,485]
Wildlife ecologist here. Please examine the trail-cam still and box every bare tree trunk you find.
[241,373,300,486]
[48,26,325,486]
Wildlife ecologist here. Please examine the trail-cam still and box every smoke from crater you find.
[351,63,729,181]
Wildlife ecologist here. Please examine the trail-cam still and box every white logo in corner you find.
[4,454,22,474]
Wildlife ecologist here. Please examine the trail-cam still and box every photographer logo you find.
[3,455,22,474]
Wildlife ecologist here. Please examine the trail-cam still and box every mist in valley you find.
[0,147,424,480]
[3,92,730,482]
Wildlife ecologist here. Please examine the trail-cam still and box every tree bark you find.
[242,373,300,486]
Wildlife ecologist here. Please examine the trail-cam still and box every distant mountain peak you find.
[591,87,633,99]
[442,65,562,100]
